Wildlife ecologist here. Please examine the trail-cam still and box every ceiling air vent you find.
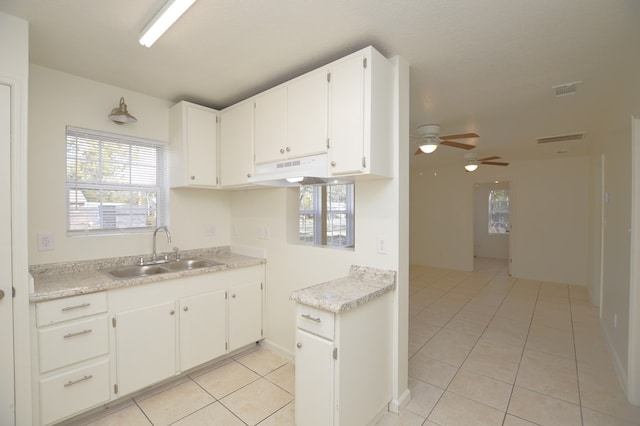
[537,132,586,144]
[552,81,581,97]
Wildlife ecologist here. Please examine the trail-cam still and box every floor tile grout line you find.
[568,289,585,426]
[497,276,541,423]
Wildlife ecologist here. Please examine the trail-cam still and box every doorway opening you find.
[473,181,511,273]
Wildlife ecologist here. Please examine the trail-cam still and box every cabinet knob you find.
[280,148,285,154]
[331,161,336,167]
[296,342,302,349]
[0,289,4,300]
[286,146,291,152]
[170,310,175,315]
[183,306,189,312]
[231,294,236,298]
[190,176,195,180]
[247,173,252,178]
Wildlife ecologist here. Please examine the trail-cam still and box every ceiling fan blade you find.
[440,140,476,150]
[414,148,425,155]
[440,132,479,140]
[481,161,509,166]
[478,156,501,162]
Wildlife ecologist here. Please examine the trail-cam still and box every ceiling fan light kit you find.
[413,124,478,155]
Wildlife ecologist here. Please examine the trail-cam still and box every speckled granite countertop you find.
[29,247,265,303]
[289,265,396,313]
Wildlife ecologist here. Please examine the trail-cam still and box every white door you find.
[288,68,328,159]
[220,102,254,187]
[253,86,287,165]
[186,105,217,186]
[0,83,15,424]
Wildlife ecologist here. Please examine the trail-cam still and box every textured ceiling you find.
[2,0,639,169]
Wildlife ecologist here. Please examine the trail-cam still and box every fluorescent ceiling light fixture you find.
[139,0,197,48]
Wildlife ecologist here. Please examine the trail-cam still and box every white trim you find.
[0,71,32,425]
[388,388,411,414]
[628,116,640,404]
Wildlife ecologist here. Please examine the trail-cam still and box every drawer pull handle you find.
[64,375,93,387]
[61,302,91,312]
[63,329,93,339]
[301,314,321,323]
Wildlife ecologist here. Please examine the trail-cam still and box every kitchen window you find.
[66,126,168,235]
[488,189,510,234]
[299,184,355,247]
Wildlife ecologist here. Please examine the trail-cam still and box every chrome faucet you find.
[152,226,172,261]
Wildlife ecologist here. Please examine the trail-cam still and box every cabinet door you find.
[220,102,254,187]
[179,290,226,371]
[228,281,262,351]
[254,86,287,165]
[185,104,218,186]
[288,68,328,159]
[295,329,334,426]
[115,302,176,396]
[329,54,366,175]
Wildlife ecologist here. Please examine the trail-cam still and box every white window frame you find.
[299,183,355,248]
[66,126,168,236]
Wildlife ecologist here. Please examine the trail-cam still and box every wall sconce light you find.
[109,97,137,124]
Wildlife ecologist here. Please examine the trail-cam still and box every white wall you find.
[28,65,231,264]
[473,182,509,259]
[410,155,590,286]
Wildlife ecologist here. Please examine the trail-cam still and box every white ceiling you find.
[2,0,639,169]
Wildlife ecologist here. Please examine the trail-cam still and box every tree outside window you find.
[488,189,510,234]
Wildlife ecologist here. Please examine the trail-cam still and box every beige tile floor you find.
[376,257,640,426]
[67,258,640,425]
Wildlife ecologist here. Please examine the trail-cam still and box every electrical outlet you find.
[37,232,55,251]
[204,224,216,237]
[614,313,618,329]
[376,235,388,255]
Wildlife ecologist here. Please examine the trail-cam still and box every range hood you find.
[248,153,352,187]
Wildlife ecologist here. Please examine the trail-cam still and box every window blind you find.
[66,126,168,236]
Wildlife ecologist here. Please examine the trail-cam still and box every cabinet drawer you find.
[36,292,107,326]
[39,359,110,426]
[38,315,109,373]
[295,304,335,340]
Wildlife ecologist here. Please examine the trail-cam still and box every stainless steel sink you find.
[105,257,223,279]
[107,264,170,279]
[163,258,222,271]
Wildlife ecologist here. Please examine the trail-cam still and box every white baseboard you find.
[259,339,295,362]
[388,388,411,413]
[601,323,628,391]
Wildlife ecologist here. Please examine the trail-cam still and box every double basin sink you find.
[106,257,223,279]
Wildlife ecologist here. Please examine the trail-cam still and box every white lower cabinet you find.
[33,292,111,425]
[31,265,265,425]
[179,290,227,371]
[295,329,335,426]
[228,281,263,351]
[295,292,393,426]
[114,301,177,396]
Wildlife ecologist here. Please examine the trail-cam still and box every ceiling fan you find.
[412,124,479,155]
[463,153,509,172]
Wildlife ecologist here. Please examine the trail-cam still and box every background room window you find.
[66,126,168,235]
[488,189,510,234]
[299,183,354,247]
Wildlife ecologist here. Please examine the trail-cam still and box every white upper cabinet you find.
[287,67,329,159]
[169,101,219,188]
[220,101,254,187]
[253,86,287,165]
[254,67,329,165]
[328,46,393,178]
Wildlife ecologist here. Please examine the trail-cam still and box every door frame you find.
[628,116,640,404]
[0,72,31,425]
